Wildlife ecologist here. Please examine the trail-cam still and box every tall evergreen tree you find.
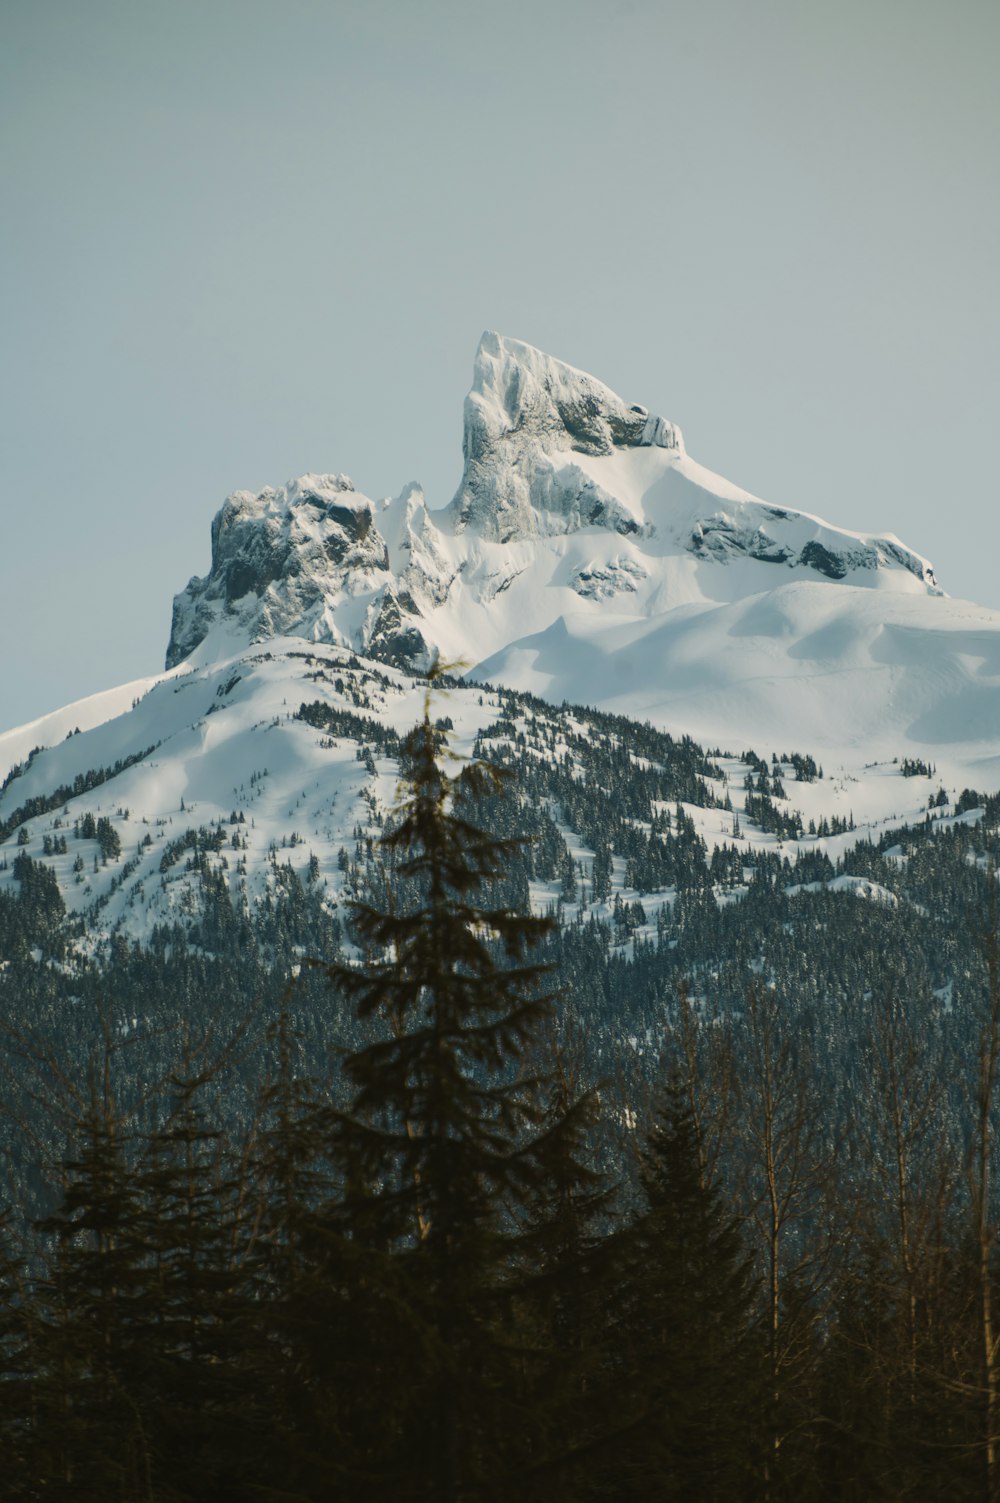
[242,982,339,1502]
[614,1075,760,1502]
[320,669,601,1501]
[0,1208,34,1488]
[129,1049,261,1501]
[25,1067,155,1501]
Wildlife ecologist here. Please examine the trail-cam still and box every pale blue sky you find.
[2,0,997,729]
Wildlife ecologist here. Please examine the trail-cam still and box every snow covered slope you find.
[157,331,1000,771]
[0,643,468,950]
[5,328,1000,947]
[0,637,982,958]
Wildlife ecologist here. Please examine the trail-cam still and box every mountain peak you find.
[163,332,942,739]
[451,332,684,540]
[470,332,684,452]
[165,472,394,670]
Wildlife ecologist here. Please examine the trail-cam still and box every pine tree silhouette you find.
[319,665,600,1501]
[616,1076,760,1502]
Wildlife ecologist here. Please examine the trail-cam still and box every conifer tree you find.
[0,1206,41,1493]
[136,1070,259,1497]
[506,1029,621,1502]
[27,1070,154,1500]
[732,984,830,1498]
[614,1075,760,1502]
[321,667,600,1501]
[243,981,337,1501]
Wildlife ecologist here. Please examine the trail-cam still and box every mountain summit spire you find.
[451,331,683,541]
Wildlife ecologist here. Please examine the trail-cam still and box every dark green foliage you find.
[96,816,121,862]
[317,683,604,1499]
[787,752,821,782]
[0,1208,34,1483]
[27,1081,154,1498]
[9,672,1000,1494]
[0,743,158,844]
[609,1080,760,1502]
[296,697,402,753]
[0,851,67,959]
[10,1028,267,1502]
[6,739,1000,1498]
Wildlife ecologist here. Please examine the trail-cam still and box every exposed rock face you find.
[687,514,936,585]
[165,332,940,677]
[450,331,682,542]
[167,475,394,668]
[364,589,430,672]
[689,515,795,566]
[571,557,649,600]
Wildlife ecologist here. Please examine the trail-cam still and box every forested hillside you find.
[3,676,1000,1496]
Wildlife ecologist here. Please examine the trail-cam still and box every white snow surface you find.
[0,639,975,954]
[4,331,1000,952]
[0,644,493,950]
[154,332,997,775]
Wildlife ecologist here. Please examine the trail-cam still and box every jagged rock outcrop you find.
[167,474,417,669]
[165,332,940,681]
[450,331,681,542]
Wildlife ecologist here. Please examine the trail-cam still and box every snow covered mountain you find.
[4,332,1000,955]
[0,634,977,959]
[163,332,1000,767]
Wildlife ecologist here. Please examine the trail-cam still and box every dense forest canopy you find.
[4,666,1000,1496]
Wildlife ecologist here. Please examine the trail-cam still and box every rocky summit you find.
[158,331,1000,766]
[2,331,1000,972]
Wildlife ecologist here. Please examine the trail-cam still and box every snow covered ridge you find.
[168,474,397,670]
[9,332,1000,966]
[0,637,985,958]
[14,326,1000,789]
[165,331,940,704]
[155,330,1000,769]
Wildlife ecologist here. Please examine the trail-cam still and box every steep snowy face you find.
[448,333,937,591]
[164,332,941,695]
[451,331,683,541]
[166,474,436,673]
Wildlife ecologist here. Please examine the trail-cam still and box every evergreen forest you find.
[4,681,1000,1498]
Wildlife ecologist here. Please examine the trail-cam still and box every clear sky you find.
[2,0,997,732]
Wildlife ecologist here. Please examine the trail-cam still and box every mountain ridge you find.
[155,332,1000,768]
[2,315,998,957]
[7,332,1000,785]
